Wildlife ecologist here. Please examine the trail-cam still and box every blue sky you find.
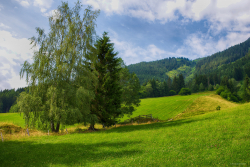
[1,0,250,90]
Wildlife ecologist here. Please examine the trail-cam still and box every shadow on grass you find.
[0,140,142,167]
[106,116,214,133]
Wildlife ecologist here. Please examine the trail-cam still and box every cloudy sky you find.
[1,0,250,90]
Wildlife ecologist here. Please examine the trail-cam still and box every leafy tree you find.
[18,1,100,132]
[169,90,176,96]
[178,88,191,95]
[177,74,185,93]
[9,104,19,113]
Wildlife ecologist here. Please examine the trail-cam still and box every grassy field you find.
[0,113,25,127]
[121,92,213,121]
[1,92,250,166]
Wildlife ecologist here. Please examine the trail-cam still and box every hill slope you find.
[1,99,250,166]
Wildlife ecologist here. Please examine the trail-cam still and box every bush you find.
[178,88,191,95]
[216,86,225,95]
[169,90,176,96]
[216,106,221,110]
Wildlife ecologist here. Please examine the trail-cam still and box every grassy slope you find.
[121,92,212,121]
[175,94,239,119]
[1,101,250,166]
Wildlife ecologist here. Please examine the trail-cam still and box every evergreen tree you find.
[90,32,122,129]
[177,74,185,93]
[242,75,250,102]
[172,76,178,93]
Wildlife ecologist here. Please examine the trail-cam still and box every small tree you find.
[242,75,250,102]
[179,88,191,95]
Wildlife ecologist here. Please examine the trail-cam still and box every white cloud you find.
[109,30,186,65]
[20,1,30,8]
[15,0,53,13]
[0,23,10,29]
[83,0,250,33]
[176,31,250,60]
[0,30,36,90]
[33,0,53,13]
[43,9,59,19]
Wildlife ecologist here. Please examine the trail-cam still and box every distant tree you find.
[178,88,191,95]
[172,76,178,93]
[167,77,172,91]
[9,104,19,113]
[233,67,243,81]
[208,84,213,91]
[169,90,176,96]
[177,74,185,93]
[242,75,250,102]
[199,83,205,92]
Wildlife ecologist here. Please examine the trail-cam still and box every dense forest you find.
[127,57,195,84]
[0,88,25,113]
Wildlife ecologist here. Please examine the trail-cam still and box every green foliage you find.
[216,106,221,110]
[216,86,225,95]
[169,90,176,96]
[8,104,19,113]
[178,88,191,95]
[127,57,195,84]
[208,84,213,91]
[242,74,250,102]
[17,1,100,132]
[90,33,141,128]
[199,83,205,92]
[215,84,220,90]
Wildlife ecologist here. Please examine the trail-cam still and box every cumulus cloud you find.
[109,30,186,65]
[0,30,35,90]
[83,0,250,33]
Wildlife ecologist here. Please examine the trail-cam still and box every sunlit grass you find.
[1,101,250,166]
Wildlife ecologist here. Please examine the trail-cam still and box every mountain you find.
[127,37,250,84]
[127,57,195,84]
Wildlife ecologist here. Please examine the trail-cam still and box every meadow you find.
[0,92,250,166]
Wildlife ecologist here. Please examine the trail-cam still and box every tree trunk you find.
[88,123,96,131]
[55,122,60,133]
[51,121,55,132]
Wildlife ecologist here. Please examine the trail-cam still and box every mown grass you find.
[1,101,250,166]
[121,92,213,121]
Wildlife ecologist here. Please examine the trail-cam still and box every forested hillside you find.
[0,88,25,113]
[196,38,250,75]
[127,57,195,84]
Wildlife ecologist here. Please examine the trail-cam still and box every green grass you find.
[0,113,25,127]
[121,92,212,121]
[1,101,250,166]
[1,93,250,166]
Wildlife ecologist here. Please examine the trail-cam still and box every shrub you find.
[216,86,225,95]
[178,88,191,95]
[169,90,176,96]
[216,106,221,110]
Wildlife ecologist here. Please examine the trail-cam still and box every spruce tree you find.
[90,32,122,129]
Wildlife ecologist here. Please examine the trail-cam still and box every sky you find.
[1,0,250,90]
